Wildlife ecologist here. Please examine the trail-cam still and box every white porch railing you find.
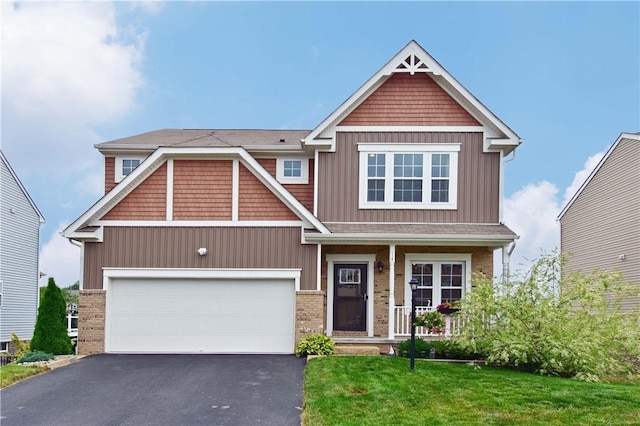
[393,306,461,338]
[67,314,78,338]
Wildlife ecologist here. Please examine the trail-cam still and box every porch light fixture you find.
[409,278,420,370]
[376,261,384,273]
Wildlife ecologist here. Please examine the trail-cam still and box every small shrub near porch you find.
[295,334,335,357]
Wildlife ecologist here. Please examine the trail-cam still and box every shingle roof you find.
[95,129,311,151]
[324,222,517,237]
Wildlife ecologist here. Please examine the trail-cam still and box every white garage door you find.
[106,277,295,354]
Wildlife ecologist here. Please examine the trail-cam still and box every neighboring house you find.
[63,40,521,355]
[0,151,45,351]
[558,132,639,312]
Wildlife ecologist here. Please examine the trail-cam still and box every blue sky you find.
[2,1,638,287]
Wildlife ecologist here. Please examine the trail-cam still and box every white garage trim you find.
[103,267,302,289]
[103,268,300,354]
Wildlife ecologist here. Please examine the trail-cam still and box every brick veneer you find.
[77,290,106,355]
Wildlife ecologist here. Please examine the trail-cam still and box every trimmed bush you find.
[295,334,335,357]
[397,338,479,359]
[30,278,73,355]
[17,351,54,363]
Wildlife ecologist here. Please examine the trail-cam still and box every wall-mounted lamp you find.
[376,261,384,273]
[197,248,208,256]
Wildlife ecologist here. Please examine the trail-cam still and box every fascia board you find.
[303,232,519,247]
[63,146,329,237]
[558,132,639,220]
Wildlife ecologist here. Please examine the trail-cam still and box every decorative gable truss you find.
[303,40,521,153]
[63,147,328,242]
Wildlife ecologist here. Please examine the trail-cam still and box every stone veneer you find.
[295,291,325,344]
[77,290,106,355]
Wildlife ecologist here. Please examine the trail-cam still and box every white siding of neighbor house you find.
[0,154,42,343]
[560,137,639,312]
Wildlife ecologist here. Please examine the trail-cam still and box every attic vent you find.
[395,53,433,75]
[279,138,286,143]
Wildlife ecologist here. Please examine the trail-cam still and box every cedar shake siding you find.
[238,163,299,220]
[82,227,317,290]
[317,132,500,223]
[339,73,480,126]
[102,163,167,220]
[104,157,115,193]
[561,138,639,311]
[173,160,232,220]
[257,158,315,211]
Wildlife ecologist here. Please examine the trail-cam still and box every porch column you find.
[387,244,396,339]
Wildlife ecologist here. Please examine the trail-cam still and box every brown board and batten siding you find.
[257,158,315,211]
[561,138,639,311]
[102,163,167,220]
[83,227,317,291]
[339,73,480,126]
[317,132,500,223]
[173,160,232,220]
[238,163,299,220]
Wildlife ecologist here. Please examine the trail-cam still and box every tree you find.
[454,253,640,381]
[31,277,73,355]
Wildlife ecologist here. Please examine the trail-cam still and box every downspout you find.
[502,241,516,282]
[65,236,83,289]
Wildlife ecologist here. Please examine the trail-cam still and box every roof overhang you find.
[303,232,518,247]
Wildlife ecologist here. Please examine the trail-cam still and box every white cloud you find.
[39,223,80,288]
[496,151,607,279]
[562,151,605,206]
[1,1,146,175]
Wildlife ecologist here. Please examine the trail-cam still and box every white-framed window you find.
[276,158,309,184]
[404,254,471,307]
[115,157,144,182]
[358,144,459,209]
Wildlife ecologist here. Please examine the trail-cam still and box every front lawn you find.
[303,356,640,425]
[0,364,49,388]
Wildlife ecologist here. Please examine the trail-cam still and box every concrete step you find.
[334,345,381,355]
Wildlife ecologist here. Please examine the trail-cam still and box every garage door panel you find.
[107,277,295,354]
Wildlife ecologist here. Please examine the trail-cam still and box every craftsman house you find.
[63,40,521,355]
[558,132,639,312]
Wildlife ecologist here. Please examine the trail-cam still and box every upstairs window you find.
[358,144,459,209]
[276,158,309,184]
[115,157,144,182]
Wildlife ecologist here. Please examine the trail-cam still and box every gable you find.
[239,163,299,220]
[339,73,480,126]
[102,163,167,220]
[173,160,233,220]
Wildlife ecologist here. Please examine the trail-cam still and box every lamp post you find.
[409,278,419,370]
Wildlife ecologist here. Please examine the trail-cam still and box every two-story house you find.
[63,40,521,355]
[1,150,45,351]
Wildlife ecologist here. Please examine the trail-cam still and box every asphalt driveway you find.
[1,354,306,426]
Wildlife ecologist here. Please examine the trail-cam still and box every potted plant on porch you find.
[414,310,445,334]
[436,300,460,315]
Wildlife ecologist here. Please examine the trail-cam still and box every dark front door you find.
[333,264,367,331]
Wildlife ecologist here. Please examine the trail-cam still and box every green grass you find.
[303,357,640,426]
[0,364,49,388]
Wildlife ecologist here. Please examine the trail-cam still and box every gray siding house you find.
[0,151,45,349]
[558,132,639,312]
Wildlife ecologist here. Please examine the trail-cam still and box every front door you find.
[333,264,367,331]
